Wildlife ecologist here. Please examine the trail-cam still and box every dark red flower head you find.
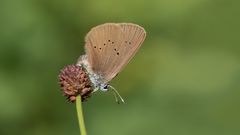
[59,65,93,102]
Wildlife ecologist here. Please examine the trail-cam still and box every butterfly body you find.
[77,55,108,92]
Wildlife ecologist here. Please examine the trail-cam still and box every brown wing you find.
[84,23,146,83]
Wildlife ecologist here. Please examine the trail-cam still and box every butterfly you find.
[77,23,146,103]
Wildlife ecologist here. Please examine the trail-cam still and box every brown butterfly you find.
[77,23,146,103]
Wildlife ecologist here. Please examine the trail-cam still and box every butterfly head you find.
[99,83,109,91]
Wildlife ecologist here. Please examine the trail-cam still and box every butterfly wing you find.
[84,23,146,83]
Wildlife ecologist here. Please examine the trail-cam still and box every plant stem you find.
[76,95,87,135]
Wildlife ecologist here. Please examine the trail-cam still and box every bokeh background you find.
[1,0,240,135]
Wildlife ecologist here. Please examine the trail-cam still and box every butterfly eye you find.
[103,84,108,89]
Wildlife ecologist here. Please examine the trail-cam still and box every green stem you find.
[76,95,87,135]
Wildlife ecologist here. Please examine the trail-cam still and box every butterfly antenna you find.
[111,90,120,104]
[108,85,125,103]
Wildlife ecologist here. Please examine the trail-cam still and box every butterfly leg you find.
[92,87,99,93]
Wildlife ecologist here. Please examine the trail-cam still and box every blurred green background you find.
[1,0,240,135]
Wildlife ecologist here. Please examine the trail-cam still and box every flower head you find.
[59,65,93,102]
